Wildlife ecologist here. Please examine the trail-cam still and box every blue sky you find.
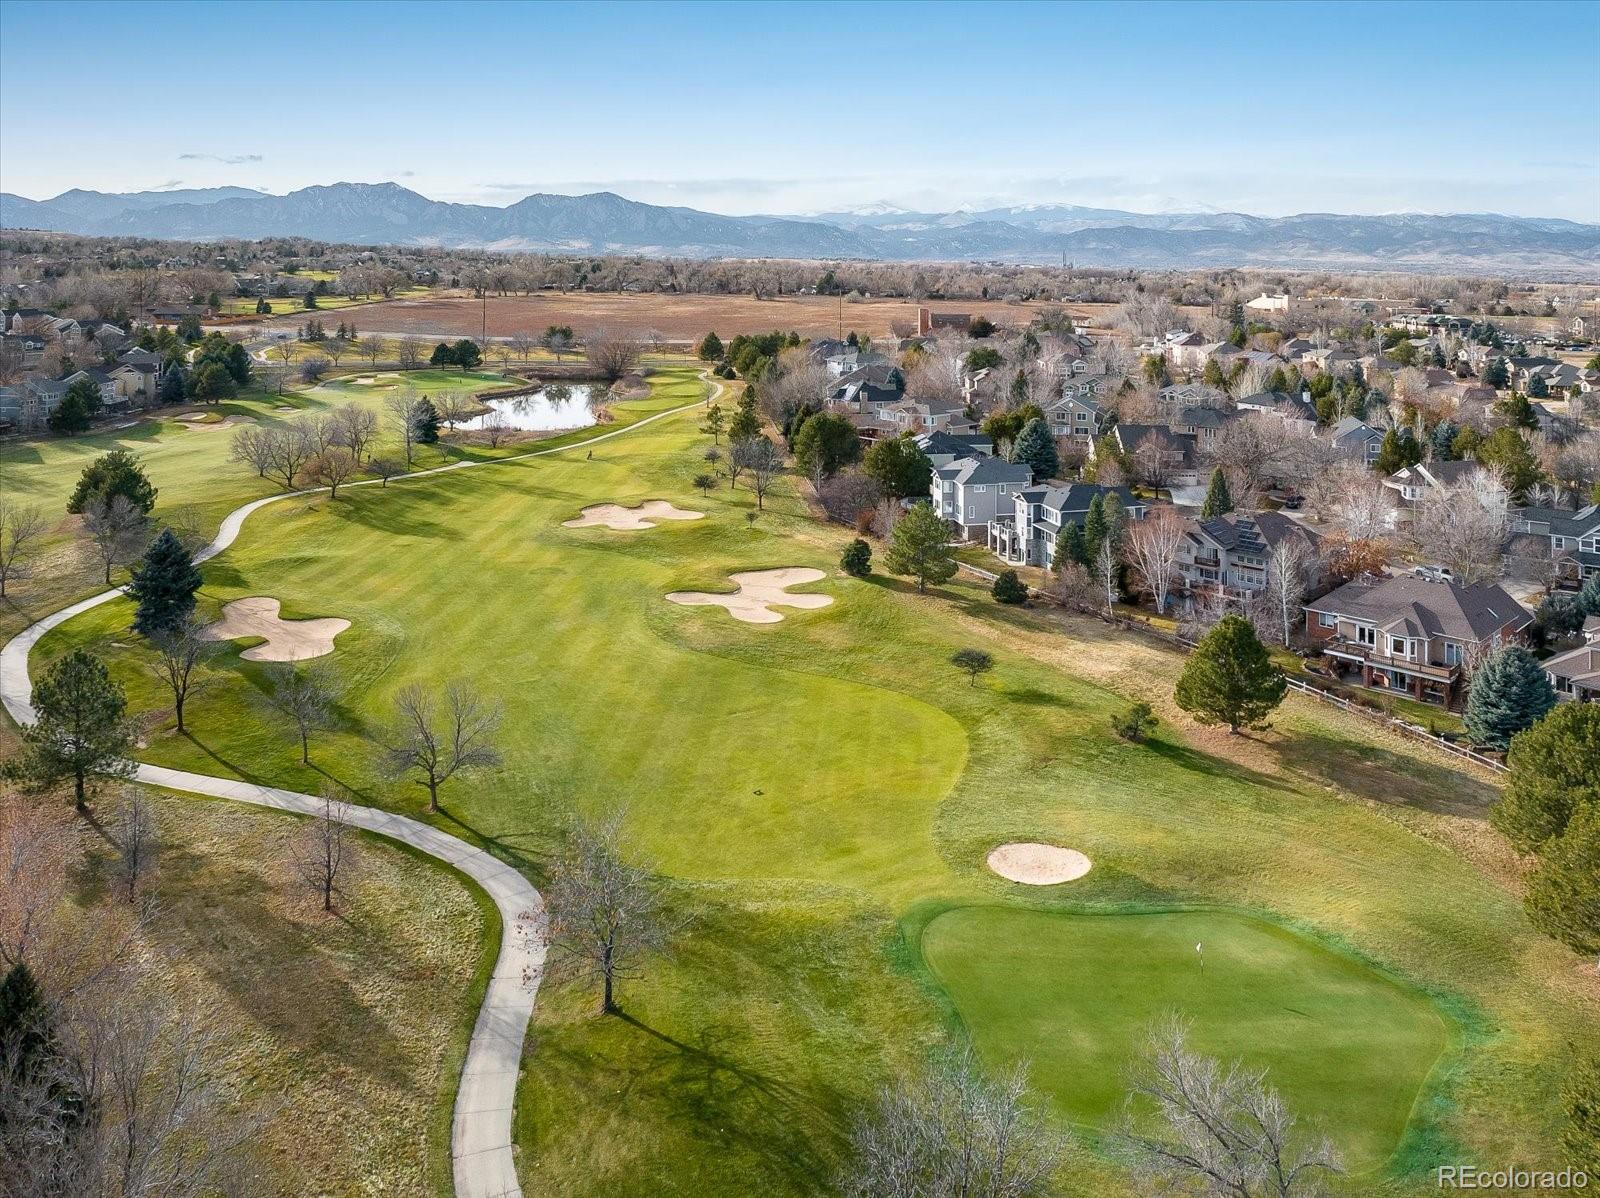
[2,0,1596,220]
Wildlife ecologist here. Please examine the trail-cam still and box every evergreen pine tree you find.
[696,331,724,362]
[1201,468,1233,518]
[1053,522,1086,571]
[840,538,872,578]
[1374,428,1407,474]
[127,528,202,639]
[1174,614,1287,734]
[885,501,957,593]
[414,398,441,443]
[1009,417,1059,481]
[1464,645,1557,751]
[158,363,187,404]
[1580,571,1600,617]
[991,569,1028,604]
[1082,495,1107,559]
[4,649,135,809]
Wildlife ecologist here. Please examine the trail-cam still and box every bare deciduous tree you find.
[114,787,157,903]
[733,436,784,509]
[480,410,510,449]
[1264,536,1318,648]
[840,1041,1063,1198]
[149,615,216,733]
[267,661,337,765]
[262,420,317,490]
[304,447,358,499]
[583,328,642,383]
[384,681,501,813]
[366,456,405,487]
[508,330,534,363]
[1307,461,1395,541]
[544,809,673,1016]
[81,493,147,585]
[329,403,378,463]
[1118,1016,1342,1198]
[1125,505,1187,614]
[1412,467,1511,584]
[0,498,46,598]
[395,338,423,371]
[229,424,273,478]
[384,390,422,468]
[292,790,355,913]
[361,334,390,369]
[434,393,472,430]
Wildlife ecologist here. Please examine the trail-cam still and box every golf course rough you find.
[919,905,1451,1173]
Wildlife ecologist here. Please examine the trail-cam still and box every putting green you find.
[919,905,1450,1172]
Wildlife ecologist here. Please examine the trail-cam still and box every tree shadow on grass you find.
[178,730,266,786]
[154,840,418,1089]
[435,807,557,880]
[1143,736,1286,792]
[324,491,454,540]
[587,1009,845,1181]
[1275,730,1499,819]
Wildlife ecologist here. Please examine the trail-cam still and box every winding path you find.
[0,383,715,1198]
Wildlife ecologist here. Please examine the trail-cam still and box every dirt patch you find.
[987,842,1093,884]
[666,567,832,625]
[563,501,705,531]
[202,597,350,662]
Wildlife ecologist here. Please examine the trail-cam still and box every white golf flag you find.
[1196,943,1202,952]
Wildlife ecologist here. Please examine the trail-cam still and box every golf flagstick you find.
[1196,942,1203,973]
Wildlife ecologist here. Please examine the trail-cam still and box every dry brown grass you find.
[259,292,1122,344]
[69,790,488,1198]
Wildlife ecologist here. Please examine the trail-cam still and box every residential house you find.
[988,482,1146,567]
[914,429,995,469]
[931,456,1033,539]
[1158,382,1228,413]
[1543,617,1600,702]
[916,308,973,336]
[148,303,208,323]
[1508,503,1600,585]
[1328,416,1386,466]
[1108,423,1200,487]
[1382,460,1506,507]
[875,397,974,436]
[1305,575,1531,708]
[1244,293,1290,313]
[1279,337,1315,361]
[1236,390,1318,433]
[1177,511,1323,601]
[1171,403,1238,450]
[829,363,905,410]
[1043,392,1103,444]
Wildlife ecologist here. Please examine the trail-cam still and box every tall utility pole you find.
[481,291,487,344]
[838,289,843,341]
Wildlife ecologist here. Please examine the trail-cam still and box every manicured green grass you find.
[920,905,1449,1172]
[22,364,1592,1194]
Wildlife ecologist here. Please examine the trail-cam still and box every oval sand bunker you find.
[666,567,832,624]
[563,500,705,531]
[987,842,1092,885]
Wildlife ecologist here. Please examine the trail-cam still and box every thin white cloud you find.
[177,153,264,165]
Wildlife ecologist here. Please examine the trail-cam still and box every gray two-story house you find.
[1509,503,1600,586]
[988,482,1146,567]
[931,456,1034,540]
[1176,511,1322,600]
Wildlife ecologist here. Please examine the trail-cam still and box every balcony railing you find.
[1323,638,1457,681]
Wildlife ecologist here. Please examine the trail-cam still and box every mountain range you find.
[3,182,1597,276]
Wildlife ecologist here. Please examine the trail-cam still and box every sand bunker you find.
[987,843,1093,885]
[353,375,378,384]
[201,597,351,662]
[563,500,706,531]
[666,567,832,625]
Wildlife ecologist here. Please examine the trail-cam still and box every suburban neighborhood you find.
[0,3,1596,1197]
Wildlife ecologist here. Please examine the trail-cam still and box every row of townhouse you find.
[0,347,165,432]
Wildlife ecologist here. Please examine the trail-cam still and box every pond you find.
[459,383,600,431]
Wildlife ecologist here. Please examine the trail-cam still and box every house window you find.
[1317,612,1336,629]
[1443,641,1464,666]
[1356,625,1377,647]
[973,485,986,493]
[1553,536,1567,549]
[1390,637,1408,657]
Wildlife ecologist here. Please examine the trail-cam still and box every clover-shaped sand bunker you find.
[666,567,832,625]
[563,500,705,531]
[987,842,1093,885]
[201,597,351,662]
